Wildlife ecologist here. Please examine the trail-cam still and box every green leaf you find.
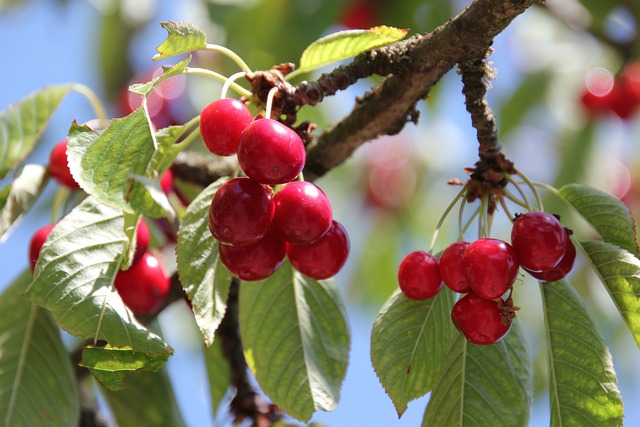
[0,164,49,243]
[0,269,79,427]
[203,338,231,416]
[0,84,71,179]
[129,56,191,95]
[559,183,638,254]
[126,174,176,219]
[498,72,551,136]
[176,178,232,346]
[24,197,172,355]
[239,262,350,422]
[541,279,623,426]
[580,239,640,348]
[291,26,407,78]
[371,288,455,416]
[67,111,155,213]
[422,321,532,426]
[80,344,171,391]
[153,21,207,60]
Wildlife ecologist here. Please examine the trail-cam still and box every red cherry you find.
[132,220,150,266]
[511,212,566,272]
[397,251,443,300]
[49,140,80,190]
[29,224,55,271]
[439,241,472,293]
[114,252,170,314]
[208,177,275,246]
[237,119,306,185]
[200,98,254,156]
[160,169,174,195]
[273,181,333,246]
[286,220,350,280]
[462,238,519,300]
[451,292,511,345]
[339,0,378,29]
[219,230,286,281]
[526,236,576,282]
[579,68,615,117]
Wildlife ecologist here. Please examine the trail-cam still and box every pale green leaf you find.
[66,111,155,213]
[239,262,350,422]
[129,56,191,95]
[153,21,207,60]
[177,178,232,345]
[559,183,638,254]
[24,197,172,355]
[541,279,623,426]
[0,269,79,427]
[126,174,176,219]
[0,164,49,242]
[203,338,231,416]
[80,344,171,391]
[292,26,408,78]
[580,239,640,348]
[422,321,532,426]
[0,85,71,179]
[371,288,455,416]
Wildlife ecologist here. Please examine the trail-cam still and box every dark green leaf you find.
[239,262,350,422]
[203,339,231,416]
[154,21,207,60]
[0,269,79,427]
[129,56,192,95]
[371,288,455,416]
[0,85,70,178]
[541,279,623,426]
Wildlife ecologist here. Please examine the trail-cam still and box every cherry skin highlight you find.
[49,140,80,190]
[511,211,566,272]
[114,252,170,315]
[29,224,55,271]
[439,241,471,293]
[526,235,576,282]
[200,98,254,156]
[219,230,286,281]
[462,238,519,300]
[397,250,443,300]
[451,292,511,345]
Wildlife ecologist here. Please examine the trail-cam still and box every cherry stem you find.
[221,71,249,99]
[264,86,279,119]
[429,186,467,253]
[70,84,108,127]
[463,206,482,235]
[499,197,515,223]
[502,186,528,209]
[515,170,544,211]
[505,174,533,212]
[184,68,251,97]
[173,122,203,151]
[204,43,253,73]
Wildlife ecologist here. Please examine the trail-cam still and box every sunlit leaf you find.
[422,321,532,426]
[24,197,172,355]
[0,85,70,178]
[154,21,207,60]
[126,174,176,219]
[559,183,638,254]
[129,56,191,95]
[371,288,455,416]
[204,338,231,416]
[580,239,640,348]
[0,269,79,427]
[176,178,232,345]
[239,262,350,422]
[540,279,623,426]
[0,164,49,242]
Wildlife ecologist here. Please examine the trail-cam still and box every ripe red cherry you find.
[200,98,254,156]
[439,241,471,293]
[219,230,286,281]
[397,251,443,300]
[286,220,350,280]
[29,224,55,271]
[132,220,150,266]
[511,212,566,272]
[114,252,170,314]
[339,0,378,29]
[526,235,576,283]
[208,177,275,246]
[237,119,306,185]
[451,292,511,345]
[160,169,174,195]
[462,238,519,300]
[49,140,80,190]
[273,181,333,246]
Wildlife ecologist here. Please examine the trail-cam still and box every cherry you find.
[200,98,254,156]
[526,235,576,283]
[451,292,511,345]
[49,140,80,190]
[114,252,170,314]
[397,251,443,300]
[439,241,472,293]
[462,238,519,300]
[132,219,150,266]
[160,169,174,195]
[273,181,333,246]
[208,177,275,246]
[237,119,306,185]
[579,68,615,117]
[219,230,286,281]
[286,220,350,280]
[339,0,378,29]
[511,212,566,272]
[29,224,55,271]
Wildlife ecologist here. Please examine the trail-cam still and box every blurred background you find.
[1,0,639,425]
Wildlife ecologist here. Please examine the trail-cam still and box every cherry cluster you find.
[580,63,640,120]
[200,98,350,281]
[397,211,575,345]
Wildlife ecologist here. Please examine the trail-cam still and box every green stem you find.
[174,125,203,151]
[515,170,543,211]
[499,197,515,223]
[183,68,252,98]
[506,174,533,212]
[221,72,249,99]
[204,43,252,73]
[458,197,468,241]
[502,187,528,209]
[264,86,279,119]
[429,186,467,253]
[69,84,108,126]
[462,204,482,236]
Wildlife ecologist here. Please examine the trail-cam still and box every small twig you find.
[170,151,237,188]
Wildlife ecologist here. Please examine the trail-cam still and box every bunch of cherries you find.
[580,63,640,120]
[200,98,350,282]
[397,211,575,345]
